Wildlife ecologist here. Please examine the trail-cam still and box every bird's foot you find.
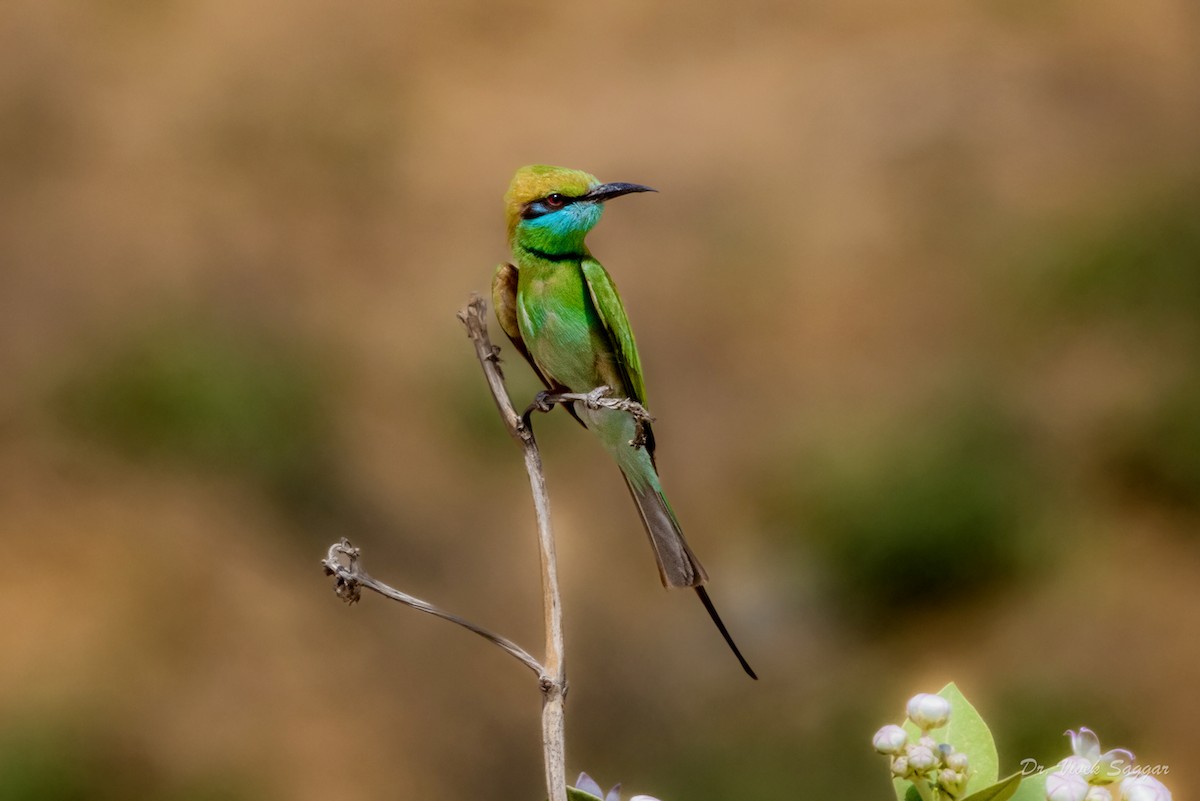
[629,421,651,450]
[519,391,555,433]
[579,385,613,410]
[523,391,556,417]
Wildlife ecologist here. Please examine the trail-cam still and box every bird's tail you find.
[622,475,707,589]
[695,586,758,680]
[622,476,758,680]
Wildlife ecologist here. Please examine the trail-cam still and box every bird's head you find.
[504,164,655,255]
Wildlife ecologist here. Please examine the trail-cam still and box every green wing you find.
[580,258,649,407]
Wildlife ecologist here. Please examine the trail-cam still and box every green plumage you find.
[493,165,756,678]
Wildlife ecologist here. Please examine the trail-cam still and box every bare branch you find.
[457,298,526,439]
[459,293,568,801]
[321,294,573,801]
[322,539,543,676]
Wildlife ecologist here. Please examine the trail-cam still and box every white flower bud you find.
[907,693,952,730]
[1046,770,1090,801]
[1084,787,1112,801]
[939,769,968,798]
[891,756,910,778]
[873,724,909,755]
[1119,775,1172,801]
[946,751,970,772]
[907,744,938,773]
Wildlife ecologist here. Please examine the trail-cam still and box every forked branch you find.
[321,293,587,801]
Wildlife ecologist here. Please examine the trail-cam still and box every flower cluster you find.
[873,693,971,800]
[1045,729,1171,801]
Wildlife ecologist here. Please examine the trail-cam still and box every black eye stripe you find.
[521,193,580,219]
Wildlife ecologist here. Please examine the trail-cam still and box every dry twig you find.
[321,293,612,801]
[457,294,568,801]
[321,539,542,676]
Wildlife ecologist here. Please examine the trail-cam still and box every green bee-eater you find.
[492,165,756,679]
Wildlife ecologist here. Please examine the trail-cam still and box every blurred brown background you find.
[2,0,1198,798]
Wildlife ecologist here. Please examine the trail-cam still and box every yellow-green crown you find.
[504,165,599,239]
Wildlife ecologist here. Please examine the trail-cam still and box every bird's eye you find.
[544,193,565,209]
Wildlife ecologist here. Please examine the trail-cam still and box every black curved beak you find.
[583,182,657,202]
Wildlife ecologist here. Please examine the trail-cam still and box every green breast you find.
[516,259,619,393]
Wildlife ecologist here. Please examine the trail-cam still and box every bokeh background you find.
[2,0,1198,798]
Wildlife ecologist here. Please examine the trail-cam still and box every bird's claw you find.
[520,391,555,432]
[581,386,612,410]
[629,424,650,450]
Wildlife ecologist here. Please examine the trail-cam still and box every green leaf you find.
[960,772,1023,801]
[939,682,999,792]
[893,682,999,801]
[1008,769,1048,801]
[566,788,604,801]
[894,780,923,801]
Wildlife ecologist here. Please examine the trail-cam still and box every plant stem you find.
[459,294,568,801]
